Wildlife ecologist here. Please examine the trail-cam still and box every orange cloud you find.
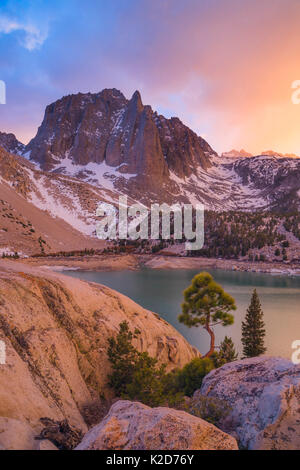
[113,0,300,154]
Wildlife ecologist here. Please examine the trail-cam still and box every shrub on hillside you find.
[107,322,238,408]
[164,357,215,398]
[107,322,217,404]
[107,321,167,407]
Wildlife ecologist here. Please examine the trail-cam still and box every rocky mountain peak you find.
[0,132,25,155]
[24,88,216,190]
[221,149,253,158]
[130,89,143,111]
[25,89,128,170]
[260,150,300,159]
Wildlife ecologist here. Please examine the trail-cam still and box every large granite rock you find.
[199,356,300,450]
[76,400,238,450]
[35,439,59,451]
[0,417,59,450]
[0,417,37,450]
[0,260,199,446]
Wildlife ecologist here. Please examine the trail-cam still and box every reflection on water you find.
[64,268,300,359]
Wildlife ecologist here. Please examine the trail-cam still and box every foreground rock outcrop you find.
[76,400,238,450]
[0,417,58,450]
[0,417,38,450]
[199,356,300,450]
[0,260,199,449]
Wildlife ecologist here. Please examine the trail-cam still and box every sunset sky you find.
[1,0,300,155]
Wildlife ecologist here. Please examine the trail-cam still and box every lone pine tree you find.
[242,289,266,357]
[179,272,236,358]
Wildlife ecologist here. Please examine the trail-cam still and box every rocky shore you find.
[20,253,300,276]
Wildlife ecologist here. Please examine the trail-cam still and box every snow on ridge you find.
[25,162,141,237]
[111,108,126,135]
[12,144,300,217]
[27,169,95,236]
[169,156,268,210]
[22,150,32,160]
[50,156,137,190]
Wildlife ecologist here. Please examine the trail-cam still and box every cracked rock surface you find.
[199,356,300,449]
[76,400,238,450]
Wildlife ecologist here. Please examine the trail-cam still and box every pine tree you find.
[242,289,266,357]
[107,321,167,406]
[179,272,236,358]
[219,336,238,363]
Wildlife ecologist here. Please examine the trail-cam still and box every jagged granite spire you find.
[25,88,215,186]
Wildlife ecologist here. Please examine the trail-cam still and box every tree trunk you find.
[204,322,215,358]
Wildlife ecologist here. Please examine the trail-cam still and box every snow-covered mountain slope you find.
[20,146,300,213]
[1,142,300,257]
[230,154,300,211]
[0,146,133,254]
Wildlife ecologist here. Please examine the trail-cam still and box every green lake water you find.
[63,268,300,359]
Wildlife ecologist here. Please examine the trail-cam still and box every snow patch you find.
[27,170,95,235]
[51,157,137,191]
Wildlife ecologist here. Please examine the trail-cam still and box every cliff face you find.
[26,89,128,170]
[155,114,212,177]
[0,260,199,445]
[25,89,214,189]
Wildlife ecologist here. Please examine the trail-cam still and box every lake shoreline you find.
[20,253,300,276]
[60,262,300,361]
